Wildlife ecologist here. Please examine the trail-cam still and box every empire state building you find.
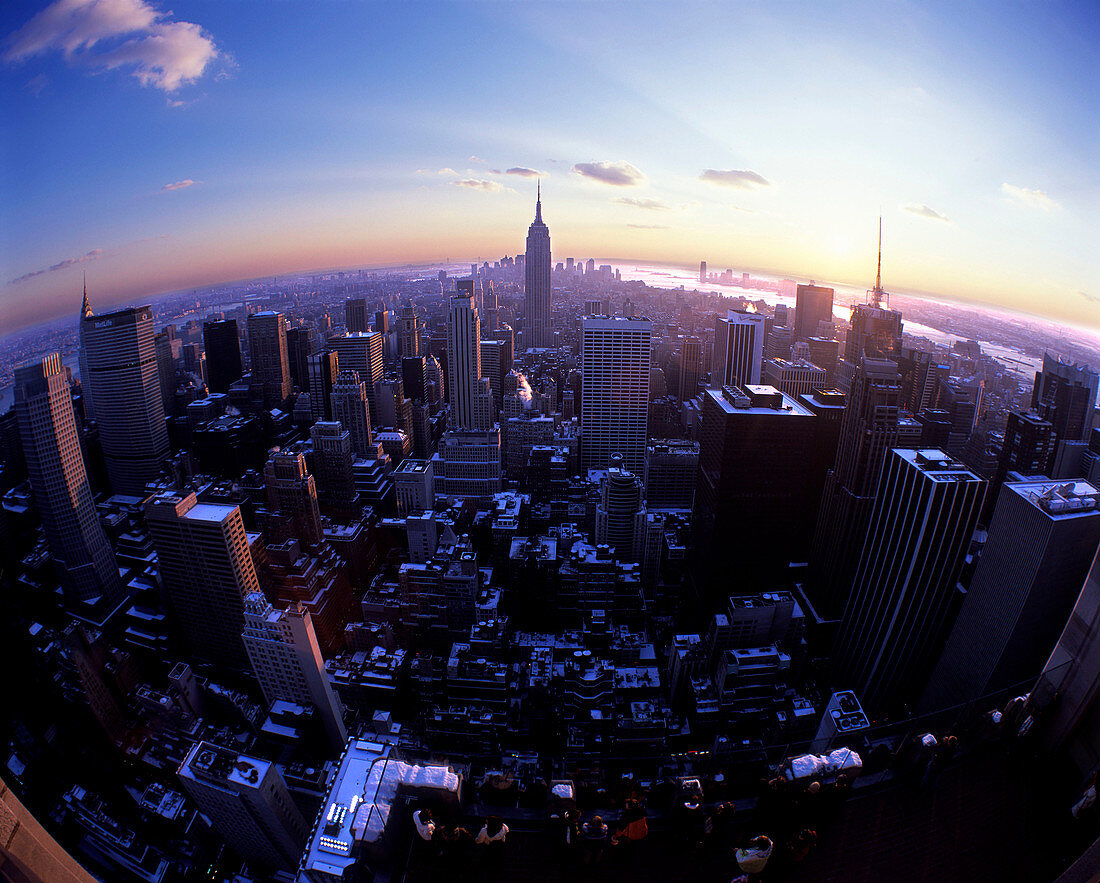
[524,184,552,349]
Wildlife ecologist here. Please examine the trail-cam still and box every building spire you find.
[81,272,92,318]
[534,180,542,224]
[871,216,887,306]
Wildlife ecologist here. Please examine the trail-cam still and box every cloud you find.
[468,155,485,165]
[1001,182,1058,211]
[453,178,507,192]
[1079,291,1100,304]
[627,223,669,230]
[25,73,48,95]
[699,169,770,189]
[902,203,950,223]
[615,196,671,211]
[438,167,457,176]
[9,248,104,284]
[3,0,221,92]
[505,166,542,178]
[161,178,197,191]
[573,160,645,187]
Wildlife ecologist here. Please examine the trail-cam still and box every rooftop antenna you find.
[535,180,543,223]
[870,216,887,308]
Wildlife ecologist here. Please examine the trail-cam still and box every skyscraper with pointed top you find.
[78,275,94,419]
[524,183,552,349]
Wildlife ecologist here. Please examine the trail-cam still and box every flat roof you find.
[704,387,814,417]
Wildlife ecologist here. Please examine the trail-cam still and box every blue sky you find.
[2,0,1098,334]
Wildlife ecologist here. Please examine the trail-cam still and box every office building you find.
[145,491,260,669]
[242,592,348,752]
[15,355,123,610]
[794,284,834,343]
[344,297,369,334]
[247,311,292,408]
[327,332,384,415]
[264,451,324,548]
[310,422,359,508]
[286,325,312,390]
[806,337,839,387]
[985,410,1056,521]
[898,347,948,416]
[712,310,765,389]
[78,282,95,418]
[398,305,423,357]
[330,370,373,457]
[923,479,1100,712]
[432,429,502,500]
[307,349,339,422]
[643,440,699,510]
[808,359,901,621]
[203,319,242,395]
[81,303,170,494]
[394,458,434,515]
[178,742,307,872]
[524,184,553,348]
[595,456,647,561]
[1032,355,1099,475]
[678,337,702,401]
[694,385,817,583]
[764,357,828,398]
[845,303,903,366]
[832,449,986,713]
[446,293,494,431]
[581,316,652,473]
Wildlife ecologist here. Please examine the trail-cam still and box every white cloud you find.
[9,248,104,284]
[1001,182,1058,211]
[902,203,950,223]
[573,160,646,187]
[161,178,197,191]
[453,178,507,192]
[3,0,221,93]
[506,166,542,178]
[699,169,770,189]
[627,223,669,230]
[615,196,671,211]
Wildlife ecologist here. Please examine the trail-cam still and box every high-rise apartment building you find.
[922,479,1100,712]
[330,370,373,457]
[446,293,494,431]
[247,311,292,408]
[15,355,123,611]
[832,448,986,713]
[81,303,169,495]
[145,491,260,668]
[178,742,307,872]
[712,310,765,389]
[794,284,834,343]
[241,592,348,751]
[595,457,647,561]
[524,185,552,348]
[203,319,242,395]
[581,316,652,473]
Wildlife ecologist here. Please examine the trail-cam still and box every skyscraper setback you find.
[247,311,292,408]
[81,301,170,495]
[524,185,552,349]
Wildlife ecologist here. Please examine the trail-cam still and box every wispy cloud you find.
[468,155,485,165]
[3,0,223,93]
[615,196,670,211]
[573,161,645,187]
[699,169,770,189]
[1079,291,1100,304]
[505,167,542,178]
[453,178,507,192]
[902,203,950,223]
[25,72,48,95]
[9,248,104,284]
[1001,182,1058,211]
[161,178,197,191]
[627,223,669,230]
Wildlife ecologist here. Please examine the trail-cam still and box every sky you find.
[1,0,1098,335]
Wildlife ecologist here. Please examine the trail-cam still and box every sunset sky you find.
[1,0,1097,335]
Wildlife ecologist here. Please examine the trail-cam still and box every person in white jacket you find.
[475,815,508,846]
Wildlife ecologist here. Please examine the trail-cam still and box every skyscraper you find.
[307,349,339,422]
[178,742,308,872]
[711,310,765,389]
[985,409,1056,521]
[331,369,373,457]
[398,304,423,357]
[310,422,359,508]
[844,221,903,368]
[78,279,94,419]
[81,303,170,495]
[446,293,494,431]
[832,448,986,713]
[678,337,702,401]
[264,451,324,548]
[15,355,123,611]
[1032,354,1099,446]
[285,325,312,390]
[145,491,260,669]
[247,311,292,408]
[327,331,384,416]
[524,184,552,348]
[344,297,369,334]
[921,479,1100,712]
[794,284,834,342]
[241,592,348,752]
[581,316,652,473]
[595,456,646,561]
[807,358,901,621]
[203,319,243,394]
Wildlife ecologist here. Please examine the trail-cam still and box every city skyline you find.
[2,0,1098,336]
